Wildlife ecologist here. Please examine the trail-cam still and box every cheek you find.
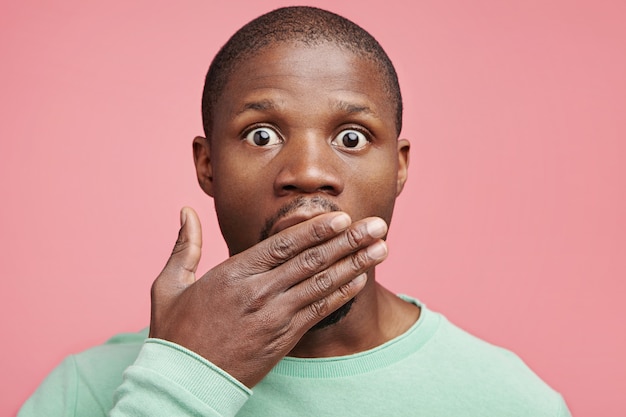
[346,164,399,221]
[212,150,268,198]
[211,156,273,252]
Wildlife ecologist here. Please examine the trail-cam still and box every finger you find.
[287,238,387,312]
[292,272,369,332]
[156,207,203,293]
[264,217,387,292]
[229,211,352,275]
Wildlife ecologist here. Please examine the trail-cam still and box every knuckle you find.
[337,281,354,300]
[350,251,369,272]
[308,298,330,320]
[171,238,187,256]
[241,284,271,314]
[310,221,330,242]
[311,271,333,295]
[299,248,324,274]
[345,227,365,250]
[171,227,190,255]
[268,235,296,261]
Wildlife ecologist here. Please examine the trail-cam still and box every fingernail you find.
[366,218,387,238]
[353,273,367,285]
[330,213,351,232]
[180,208,187,227]
[367,241,388,260]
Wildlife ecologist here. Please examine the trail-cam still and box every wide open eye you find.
[243,127,281,146]
[331,129,369,150]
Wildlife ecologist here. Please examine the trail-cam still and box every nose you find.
[273,133,344,197]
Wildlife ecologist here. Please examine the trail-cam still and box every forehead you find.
[213,41,395,125]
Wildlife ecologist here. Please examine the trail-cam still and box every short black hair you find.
[201,6,403,137]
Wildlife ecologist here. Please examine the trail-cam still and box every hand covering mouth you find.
[259,196,341,241]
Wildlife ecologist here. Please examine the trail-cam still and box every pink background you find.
[2,0,624,415]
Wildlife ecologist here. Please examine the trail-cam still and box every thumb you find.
[155,207,203,294]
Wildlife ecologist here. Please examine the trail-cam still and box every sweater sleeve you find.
[109,338,252,417]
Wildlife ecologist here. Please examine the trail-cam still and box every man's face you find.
[195,42,409,256]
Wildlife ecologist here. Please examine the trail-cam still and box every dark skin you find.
[149,42,419,388]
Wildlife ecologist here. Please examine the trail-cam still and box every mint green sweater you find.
[20,298,571,416]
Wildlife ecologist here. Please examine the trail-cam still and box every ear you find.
[396,139,410,196]
[193,136,214,197]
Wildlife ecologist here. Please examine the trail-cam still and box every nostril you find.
[279,183,337,195]
[281,184,335,192]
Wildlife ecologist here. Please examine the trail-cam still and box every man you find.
[20,6,571,416]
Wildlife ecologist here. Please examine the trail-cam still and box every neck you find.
[287,269,420,358]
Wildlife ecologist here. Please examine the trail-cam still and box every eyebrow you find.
[332,100,375,116]
[236,99,280,115]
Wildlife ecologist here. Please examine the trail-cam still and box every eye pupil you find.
[253,130,271,146]
[342,131,360,148]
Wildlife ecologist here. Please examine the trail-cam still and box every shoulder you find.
[420,306,570,416]
[19,328,147,416]
[430,311,544,380]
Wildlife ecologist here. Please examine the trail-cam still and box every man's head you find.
[201,6,403,139]
[193,6,409,330]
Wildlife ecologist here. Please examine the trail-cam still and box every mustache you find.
[259,196,341,241]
